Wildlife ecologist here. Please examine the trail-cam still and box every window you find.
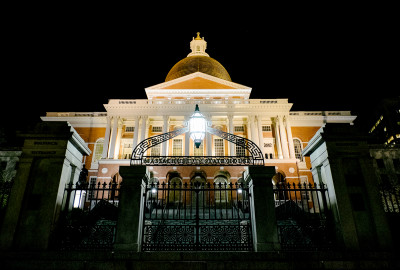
[88,177,97,199]
[293,139,303,161]
[152,126,162,133]
[194,141,204,156]
[93,138,104,163]
[235,135,246,156]
[262,125,271,131]
[214,138,224,156]
[173,139,183,156]
[214,177,228,202]
[151,144,161,156]
[125,126,134,132]
[234,125,244,132]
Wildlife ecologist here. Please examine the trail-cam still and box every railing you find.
[380,183,400,214]
[0,180,14,225]
[54,181,120,250]
[142,181,253,251]
[273,182,334,250]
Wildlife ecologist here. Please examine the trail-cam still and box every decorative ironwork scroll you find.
[207,127,264,166]
[130,125,264,166]
[130,127,189,166]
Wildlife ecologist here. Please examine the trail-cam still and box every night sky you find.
[3,5,398,132]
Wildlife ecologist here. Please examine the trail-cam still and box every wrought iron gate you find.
[141,182,253,251]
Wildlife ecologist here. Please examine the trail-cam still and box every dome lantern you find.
[188,32,209,57]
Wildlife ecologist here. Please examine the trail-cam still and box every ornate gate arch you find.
[130,126,264,166]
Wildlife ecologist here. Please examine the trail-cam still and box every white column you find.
[278,115,289,159]
[132,116,140,148]
[162,115,169,156]
[108,116,119,159]
[250,116,259,145]
[228,114,235,156]
[274,117,283,159]
[114,121,123,159]
[140,115,148,143]
[101,116,111,159]
[246,116,252,141]
[206,115,212,156]
[184,116,190,156]
[285,116,296,159]
[256,115,265,158]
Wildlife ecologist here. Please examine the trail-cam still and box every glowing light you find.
[189,105,207,148]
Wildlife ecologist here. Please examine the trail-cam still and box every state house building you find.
[42,33,356,189]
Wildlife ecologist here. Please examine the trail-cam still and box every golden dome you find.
[165,56,232,82]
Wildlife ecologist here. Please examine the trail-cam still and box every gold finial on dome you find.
[195,32,202,40]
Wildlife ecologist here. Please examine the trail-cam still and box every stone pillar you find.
[256,115,265,158]
[285,116,296,159]
[162,115,169,156]
[108,116,119,159]
[278,116,289,159]
[227,114,235,156]
[303,124,394,251]
[115,166,147,251]
[248,166,280,251]
[274,118,283,159]
[101,116,111,159]
[0,122,90,250]
[132,116,140,148]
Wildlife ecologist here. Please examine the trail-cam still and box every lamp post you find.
[189,105,207,148]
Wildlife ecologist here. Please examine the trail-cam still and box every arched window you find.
[214,176,228,202]
[93,138,104,163]
[293,138,303,161]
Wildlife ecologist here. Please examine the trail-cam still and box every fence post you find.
[114,165,147,251]
[248,166,280,251]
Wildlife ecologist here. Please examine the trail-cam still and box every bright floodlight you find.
[189,104,207,148]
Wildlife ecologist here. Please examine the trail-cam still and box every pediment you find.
[146,72,251,90]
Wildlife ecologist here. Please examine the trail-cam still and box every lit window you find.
[262,125,271,131]
[235,136,246,156]
[293,139,303,161]
[152,126,162,133]
[194,141,204,156]
[173,139,183,156]
[214,138,224,156]
[125,126,134,132]
[151,144,161,156]
[93,138,104,163]
[234,125,244,132]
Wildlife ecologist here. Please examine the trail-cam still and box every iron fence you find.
[142,181,253,251]
[273,182,334,251]
[0,180,14,225]
[54,181,120,250]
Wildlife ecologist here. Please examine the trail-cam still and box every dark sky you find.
[3,5,399,131]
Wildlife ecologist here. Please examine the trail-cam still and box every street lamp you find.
[189,104,207,148]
